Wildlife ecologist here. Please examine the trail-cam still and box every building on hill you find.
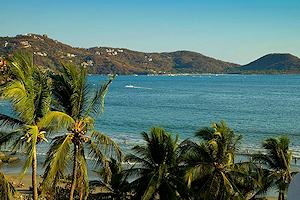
[20,41,31,48]
[67,53,76,58]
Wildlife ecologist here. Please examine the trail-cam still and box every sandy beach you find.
[4,172,277,200]
[5,173,42,189]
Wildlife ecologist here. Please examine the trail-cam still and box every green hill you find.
[0,34,239,74]
[239,53,300,73]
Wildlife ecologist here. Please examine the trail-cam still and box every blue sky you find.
[1,0,300,64]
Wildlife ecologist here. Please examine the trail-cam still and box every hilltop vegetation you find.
[236,53,300,74]
[1,34,300,75]
[0,34,238,74]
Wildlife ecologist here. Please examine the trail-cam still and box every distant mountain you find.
[239,53,300,73]
[0,34,239,75]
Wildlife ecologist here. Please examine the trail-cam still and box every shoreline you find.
[88,73,300,76]
[3,172,278,200]
[1,150,298,200]
[5,173,42,190]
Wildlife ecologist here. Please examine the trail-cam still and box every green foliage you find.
[240,53,300,72]
[42,134,73,192]
[125,127,190,200]
[89,158,130,199]
[183,121,259,200]
[0,172,15,200]
[42,63,122,200]
[0,52,75,200]
[253,136,296,200]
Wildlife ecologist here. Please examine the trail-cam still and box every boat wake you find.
[125,85,152,90]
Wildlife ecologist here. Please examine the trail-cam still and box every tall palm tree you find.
[0,53,72,200]
[253,136,295,200]
[183,121,249,200]
[125,127,190,200]
[41,63,122,200]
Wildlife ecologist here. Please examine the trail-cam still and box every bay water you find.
[1,74,300,172]
[93,74,300,155]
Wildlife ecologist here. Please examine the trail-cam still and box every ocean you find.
[95,74,300,155]
[1,74,300,157]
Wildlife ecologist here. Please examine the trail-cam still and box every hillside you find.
[239,53,300,73]
[0,34,239,74]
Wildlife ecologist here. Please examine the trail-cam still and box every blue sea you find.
[1,74,300,157]
[94,74,300,156]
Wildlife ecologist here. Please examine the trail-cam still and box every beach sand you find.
[5,172,277,200]
[6,173,42,190]
[5,167,277,200]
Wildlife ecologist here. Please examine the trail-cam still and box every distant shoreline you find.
[2,34,300,75]
[88,73,300,76]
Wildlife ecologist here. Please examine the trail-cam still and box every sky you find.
[1,0,300,64]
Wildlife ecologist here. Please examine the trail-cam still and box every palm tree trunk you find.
[69,144,78,200]
[278,191,284,200]
[32,146,38,200]
[79,187,83,200]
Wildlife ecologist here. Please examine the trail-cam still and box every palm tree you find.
[90,158,129,199]
[0,53,72,200]
[41,63,122,200]
[253,136,295,200]
[125,127,190,200]
[183,121,249,200]
[0,171,15,200]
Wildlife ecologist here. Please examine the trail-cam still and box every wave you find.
[238,147,300,158]
[125,85,152,90]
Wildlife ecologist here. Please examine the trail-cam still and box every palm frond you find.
[252,154,278,170]
[0,171,15,200]
[167,175,191,199]
[0,113,24,128]
[50,68,74,115]
[184,163,214,187]
[20,125,38,179]
[70,64,87,118]
[11,134,26,153]
[37,111,75,132]
[42,134,73,193]
[32,69,52,119]
[84,75,115,117]
[8,52,34,83]
[125,153,153,169]
[89,131,123,162]
[142,171,160,200]
[0,130,21,147]
[195,127,215,141]
[50,63,87,118]
[88,139,110,169]
[1,80,35,123]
